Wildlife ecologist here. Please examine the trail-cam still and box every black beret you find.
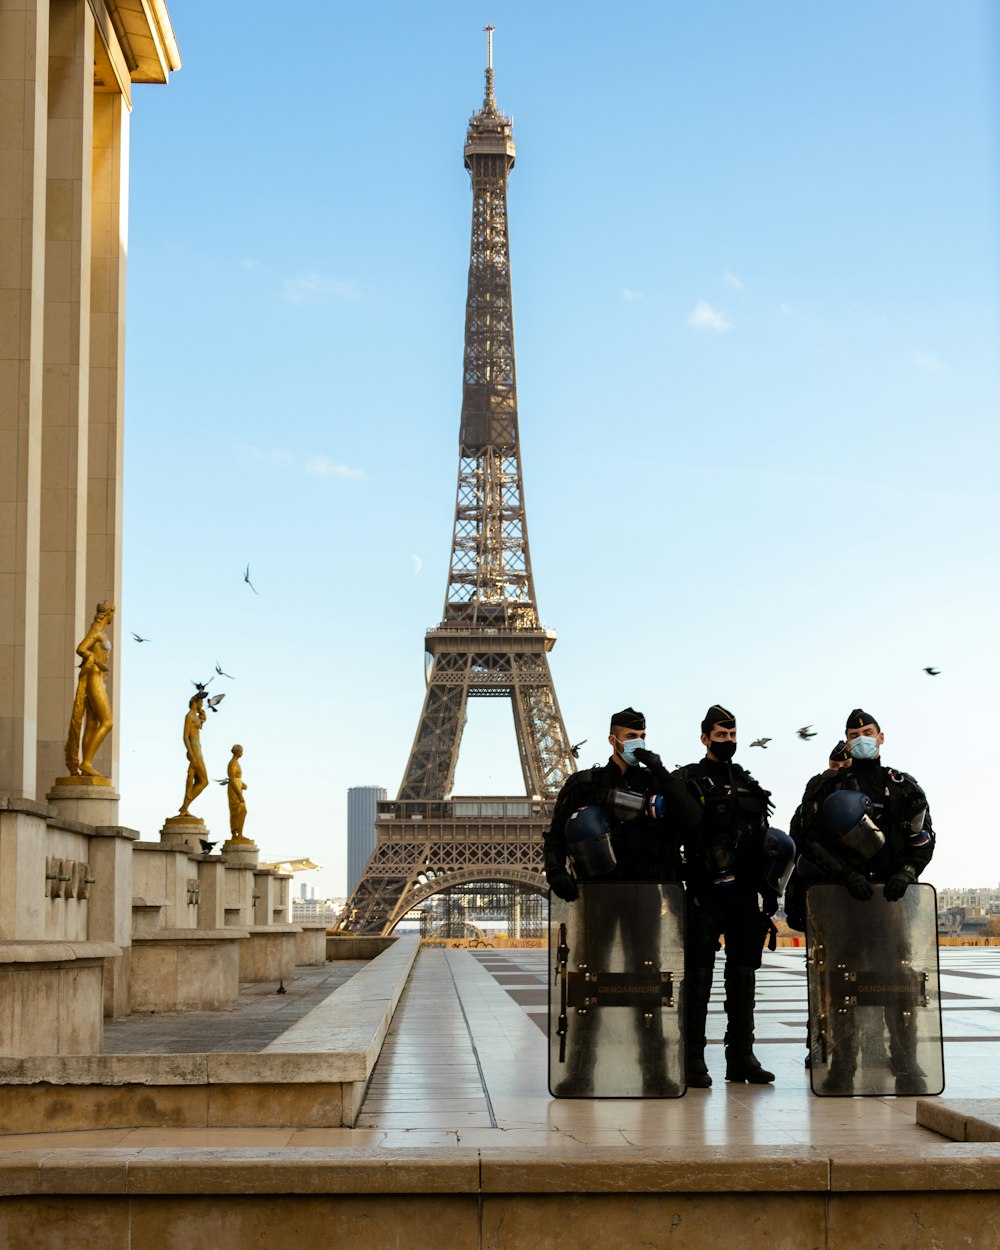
[845,708,880,732]
[701,704,736,734]
[610,707,645,732]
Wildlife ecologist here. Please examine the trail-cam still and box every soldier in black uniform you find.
[785,740,852,932]
[544,707,700,1096]
[792,708,935,1093]
[793,708,934,902]
[678,704,776,1088]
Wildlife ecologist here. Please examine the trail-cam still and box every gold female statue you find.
[227,744,249,839]
[65,601,115,778]
[179,693,209,815]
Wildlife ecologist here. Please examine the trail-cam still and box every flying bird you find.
[215,662,235,679]
[130,631,150,643]
[243,564,259,594]
[198,839,218,853]
[750,737,771,749]
[191,680,214,700]
[214,778,228,786]
[797,725,817,740]
[207,693,226,713]
[923,667,941,676]
[570,739,588,760]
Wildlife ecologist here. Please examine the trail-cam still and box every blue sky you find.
[118,2,999,896]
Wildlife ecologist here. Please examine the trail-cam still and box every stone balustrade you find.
[0,936,419,1132]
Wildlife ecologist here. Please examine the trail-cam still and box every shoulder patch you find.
[886,767,917,785]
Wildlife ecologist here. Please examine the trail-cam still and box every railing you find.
[377,796,548,822]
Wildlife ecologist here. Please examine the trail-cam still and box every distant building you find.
[347,786,387,895]
[291,897,344,926]
[939,887,1000,912]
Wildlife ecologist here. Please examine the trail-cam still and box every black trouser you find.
[820,898,920,1086]
[685,881,766,1058]
[686,880,765,973]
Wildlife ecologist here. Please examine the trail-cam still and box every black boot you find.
[887,1008,927,1096]
[553,1014,597,1097]
[683,967,714,1088]
[724,966,774,1084]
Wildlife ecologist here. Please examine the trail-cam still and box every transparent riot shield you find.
[806,882,943,1097]
[549,881,685,1098]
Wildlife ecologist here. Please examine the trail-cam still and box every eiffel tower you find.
[342,30,576,936]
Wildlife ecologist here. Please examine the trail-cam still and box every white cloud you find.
[912,352,949,372]
[237,443,295,464]
[687,300,733,332]
[724,270,745,291]
[306,456,365,480]
[281,272,360,306]
[619,287,646,302]
[240,258,260,270]
[237,445,364,480]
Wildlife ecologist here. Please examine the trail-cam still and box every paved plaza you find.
[0,944,997,1154]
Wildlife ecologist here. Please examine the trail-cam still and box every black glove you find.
[842,871,873,901]
[546,869,579,903]
[632,747,673,788]
[632,747,662,770]
[883,867,916,901]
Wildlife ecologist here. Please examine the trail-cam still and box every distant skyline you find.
[118,3,998,897]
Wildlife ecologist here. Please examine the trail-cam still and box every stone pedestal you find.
[129,929,248,1012]
[160,814,212,853]
[220,838,259,868]
[0,941,119,1056]
[81,826,136,1020]
[47,780,120,827]
[45,786,133,1018]
[294,924,328,966]
[239,925,300,984]
[132,842,201,930]
[196,857,226,928]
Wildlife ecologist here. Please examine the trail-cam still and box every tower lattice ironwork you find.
[342,31,575,936]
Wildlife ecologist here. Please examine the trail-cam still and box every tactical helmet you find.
[565,805,617,879]
[820,789,885,859]
[762,826,795,895]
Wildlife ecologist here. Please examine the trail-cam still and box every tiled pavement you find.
[349,943,1000,1149]
[1,945,997,1153]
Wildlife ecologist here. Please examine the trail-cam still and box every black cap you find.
[829,740,851,764]
[845,708,880,732]
[701,704,736,735]
[610,707,645,732]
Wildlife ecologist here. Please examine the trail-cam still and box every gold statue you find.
[227,743,250,840]
[179,693,209,815]
[65,601,115,778]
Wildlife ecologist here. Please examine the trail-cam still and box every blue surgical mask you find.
[618,738,646,767]
[849,735,879,760]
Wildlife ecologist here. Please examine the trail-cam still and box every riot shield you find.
[806,881,943,1097]
[548,881,685,1098]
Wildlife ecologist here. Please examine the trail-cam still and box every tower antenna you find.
[483,24,496,108]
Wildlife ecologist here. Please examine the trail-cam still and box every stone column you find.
[35,0,95,797]
[0,0,50,799]
[86,86,127,787]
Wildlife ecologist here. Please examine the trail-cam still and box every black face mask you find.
[710,740,737,762]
